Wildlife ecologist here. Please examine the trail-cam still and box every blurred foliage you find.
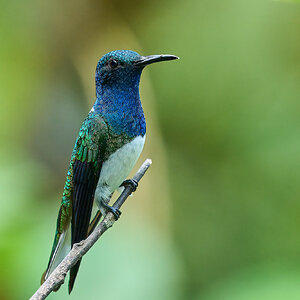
[1,0,300,299]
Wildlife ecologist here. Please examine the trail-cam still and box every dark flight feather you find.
[68,159,100,293]
[67,114,106,293]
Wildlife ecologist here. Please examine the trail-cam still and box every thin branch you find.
[30,159,152,300]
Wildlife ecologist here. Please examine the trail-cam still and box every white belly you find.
[95,135,145,209]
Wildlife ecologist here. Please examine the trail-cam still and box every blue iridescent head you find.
[94,50,178,137]
[95,50,178,93]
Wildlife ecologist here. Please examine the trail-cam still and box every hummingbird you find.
[41,50,178,293]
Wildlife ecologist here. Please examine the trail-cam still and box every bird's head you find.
[95,50,178,89]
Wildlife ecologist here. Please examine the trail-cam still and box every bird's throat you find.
[93,84,146,138]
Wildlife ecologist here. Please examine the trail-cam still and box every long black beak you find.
[134,54,179,67]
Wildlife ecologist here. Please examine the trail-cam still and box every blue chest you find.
[94,84,146,138]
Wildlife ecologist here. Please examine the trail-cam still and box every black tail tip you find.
[68,259,82,294]
[68,282,74,294]
[68,271,77,294]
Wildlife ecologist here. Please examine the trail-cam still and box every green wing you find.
[42,113,107,291]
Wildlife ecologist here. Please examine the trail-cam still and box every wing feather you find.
[41,113,107,293]
[68,115,106,293]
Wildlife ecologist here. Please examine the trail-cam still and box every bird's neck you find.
[93,83,146,138]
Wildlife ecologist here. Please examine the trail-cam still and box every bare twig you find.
[30,159,152,300]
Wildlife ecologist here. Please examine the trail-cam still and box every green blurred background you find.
[1,0,300,299]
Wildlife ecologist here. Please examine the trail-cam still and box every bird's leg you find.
[100,200,121,220]
[120,179,138,192]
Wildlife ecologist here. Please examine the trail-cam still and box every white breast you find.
[95,135,145,207]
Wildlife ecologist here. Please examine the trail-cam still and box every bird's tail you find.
[69,259,82,294]
[68,210,102,294]
[41,209,102,292]
[41,226,71,287]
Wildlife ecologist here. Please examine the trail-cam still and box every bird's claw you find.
[109,207,121,220]
[121,179,138,192]
[101,202,122,220]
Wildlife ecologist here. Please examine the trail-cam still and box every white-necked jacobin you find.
[41,50,178,293]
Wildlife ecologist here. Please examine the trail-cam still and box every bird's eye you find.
[109,59,119,69]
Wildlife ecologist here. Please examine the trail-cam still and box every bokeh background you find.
[1,0,300,299]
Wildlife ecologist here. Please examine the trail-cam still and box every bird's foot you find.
[101,202,121,220]
[121,179,138,192]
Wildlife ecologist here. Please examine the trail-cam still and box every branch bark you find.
[30,158,152,300]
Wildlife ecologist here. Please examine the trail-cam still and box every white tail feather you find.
[45,227,71,280]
